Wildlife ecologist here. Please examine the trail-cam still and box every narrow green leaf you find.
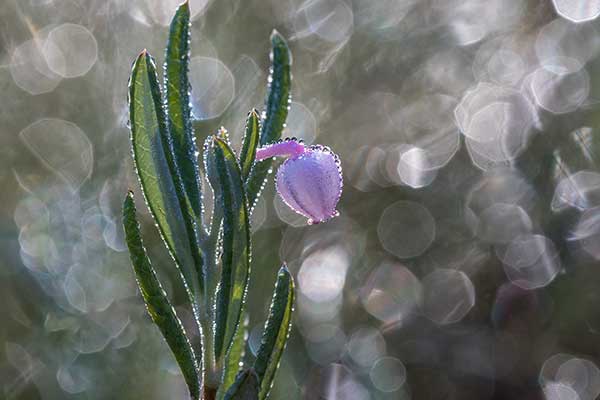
[122,192,200,400]
[259,31,292,146]
[246,31,292,208]
[224,369,259,400]
[198,130,231,379]
[239,110,260,181]
[128,50,202,306]
[164,1,206,235]
[217,313,248,400]
[253,266,295,400]
[203,128,230,243]
[210,137,251,363]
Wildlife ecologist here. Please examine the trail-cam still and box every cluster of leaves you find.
[122,2,294,399]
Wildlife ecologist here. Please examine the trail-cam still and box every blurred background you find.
[2,0,600,399]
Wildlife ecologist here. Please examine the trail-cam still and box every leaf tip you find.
[270,30,290,55]
[270,29,284,42]
[123,191,136,222]
[278,264,294,288]
[134,49,155,68]
[176,0,191,14]
[132,49,146,68]
[217,126,229,140]
[211,134,225,150]
[124,190,135,205]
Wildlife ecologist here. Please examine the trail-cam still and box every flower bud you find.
[256,139,342,225]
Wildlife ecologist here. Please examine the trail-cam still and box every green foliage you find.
[164,1,206,239]
[210,137,251,362]
[224,370,259,400]
[245,31,292,209]
[128,48,202,309]
[217,313,248,400]
[122,192,201,400]
[123,3,297,399]
[253,267,295,400]
[239,110,261,182]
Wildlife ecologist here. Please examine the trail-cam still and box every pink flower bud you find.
[256,139,342,225]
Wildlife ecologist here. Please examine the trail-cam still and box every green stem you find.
[199,234,221,390]
[201,316,218,387]
[197,187,226,392]
[203,386,217,400]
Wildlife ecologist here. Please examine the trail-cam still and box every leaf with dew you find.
[128,50,203,310]
[209,137,252,365]
[164,1,207,239]
[239,109,261,182]
[122,192,201,400]
[224,369,259,400]
[217,313,248,400]
[245,31,292,209]
[253,266,295,400]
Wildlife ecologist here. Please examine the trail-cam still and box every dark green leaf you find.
[259,31,292,146]
[122,192,200,400]
[210,137,251,363]
[217,313,248,400]
[246,31,292,208]
[128,50,203,305]
[197,130,230,378]
[224,369,259,400]
[239,110,260,181]
[253,266,295,400]
[164,1,206,235]
[203,129,230,243]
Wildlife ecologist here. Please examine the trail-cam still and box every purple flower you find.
[256,138,343,225]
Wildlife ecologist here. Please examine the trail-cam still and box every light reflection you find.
[360,261,422,325]
[377,201,436,259]
[298,245,349,303]
[541,354,600,400]
[421,269,475,325]
[552,0,600,23]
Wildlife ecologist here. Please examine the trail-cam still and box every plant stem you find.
[202,317,217,384]
[203,386,217,400]
[199,238,220,391]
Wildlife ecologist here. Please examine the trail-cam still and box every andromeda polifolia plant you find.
[122,1,342,400]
